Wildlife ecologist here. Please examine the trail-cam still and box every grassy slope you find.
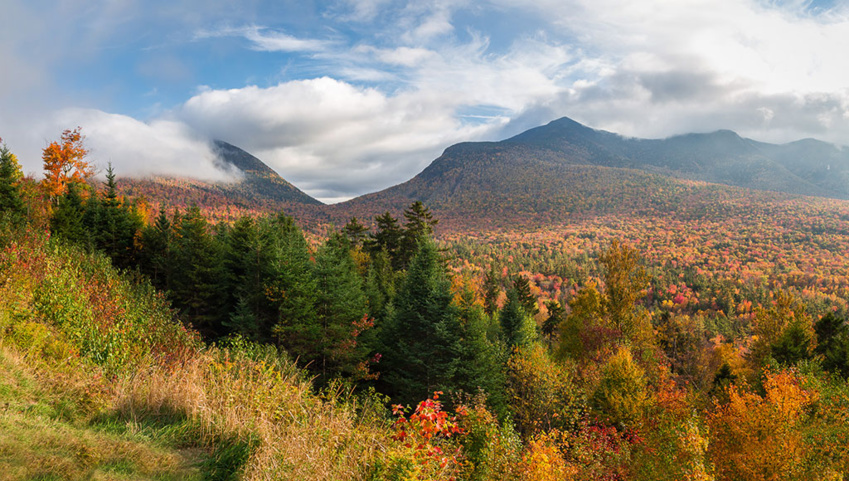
[0,228,391,481]
[0,345,204,481]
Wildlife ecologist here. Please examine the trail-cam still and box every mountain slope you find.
[333,117,849,230]
[117,140,323,220]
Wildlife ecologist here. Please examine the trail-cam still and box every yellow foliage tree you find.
[707,369,818,481]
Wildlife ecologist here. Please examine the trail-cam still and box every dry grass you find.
[0,346,203,481]
[114,346,390,480]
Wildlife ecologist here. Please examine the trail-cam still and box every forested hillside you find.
[3,129,849,481]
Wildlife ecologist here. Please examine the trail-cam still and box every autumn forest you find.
[2,126,849,481]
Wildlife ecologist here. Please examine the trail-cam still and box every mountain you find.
[118,140,323,220]
[211,140,323,206]
[333,117,849,230]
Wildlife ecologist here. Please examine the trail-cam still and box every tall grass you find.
[0,226,394,480]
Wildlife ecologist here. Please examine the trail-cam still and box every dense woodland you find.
[2,129,849,480]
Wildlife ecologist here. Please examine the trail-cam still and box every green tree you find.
[0,140,25,223]
[399,201,438,268]
[87,164,143,269]
[266,214,320,358]
[313,233,369,380]
[170,205,226,337]
[139,209,175,291]
[381,237,462,406]
[482,264,502,318]
[814,313,849,378]
[342,216,369,248]
[220,216,276,341]
[513,275,539,317]
[49,181,88,245]
[367,212,404,270]
[542,300,565,347]
[499,288,537,348]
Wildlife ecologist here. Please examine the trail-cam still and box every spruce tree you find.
[139,209,174,291]
[499,288,536,348]
[399,201,438,268]
[542,300,565,347]
[367,212,404,270]
[221,216,276,341]
[50,181,88,245]
[266,213,319,359]
[342,216,369,248]
[381,237,462,406]
[483,264,502,317]
[513,275,540,316]
[88,164,143,268]
[0,141,25,223]
[313,233,369,380]
[170,205,226,338]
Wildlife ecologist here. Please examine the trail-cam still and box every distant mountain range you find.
[117,117,849,229]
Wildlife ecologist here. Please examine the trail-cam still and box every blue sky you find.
[2,0,849,202]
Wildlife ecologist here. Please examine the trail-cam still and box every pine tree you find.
[483,264,502,317]
[542,300,565,347]
[342,216,369,248]
[313,233,369,380]
[221,216,276,341]
[814,313,849,378]
[381,237,462,406]
[50,181,88,245]
[139,209,174,291]
[0,140,25,224]
[513,275,539,316]
[399,201,438,268]
[455,295,509,418]
[88,164,143,268]
[367,211,404,270]
[170,205,226,338]
[499,288,537,348]
[266,213,320,358]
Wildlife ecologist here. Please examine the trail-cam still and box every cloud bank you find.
[2,0,849,202]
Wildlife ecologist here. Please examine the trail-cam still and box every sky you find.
[1,0,848,203]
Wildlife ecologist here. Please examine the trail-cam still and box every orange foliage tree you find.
[708,369,818,481]
[41,127,94,201]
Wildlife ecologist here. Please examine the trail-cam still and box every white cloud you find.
[176,77,501,201]
[194,25,330,52]
[12,109,238,182]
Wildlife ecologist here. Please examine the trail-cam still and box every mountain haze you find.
[117,140,322,219]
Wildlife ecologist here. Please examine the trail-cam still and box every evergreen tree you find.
[88,164,143,268]
[221,216,276,341]
[381,237,462,406]
[366,211,404,270]
[139,209,174,291]
[0,140,25,223]
[364,248,396,325]
[499,288,536,348]
[513,274,539,316]
[542,300,565,347]
[266,213,320,358]
[50,181,88,245]
[771,320,814,366]
[170,205,226,337]
[399,201,438,268]
[342,216,369,248]
[313,233,369,380]
[455,292,510,419]
[815,313,849,378]
[483,264,502,318]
